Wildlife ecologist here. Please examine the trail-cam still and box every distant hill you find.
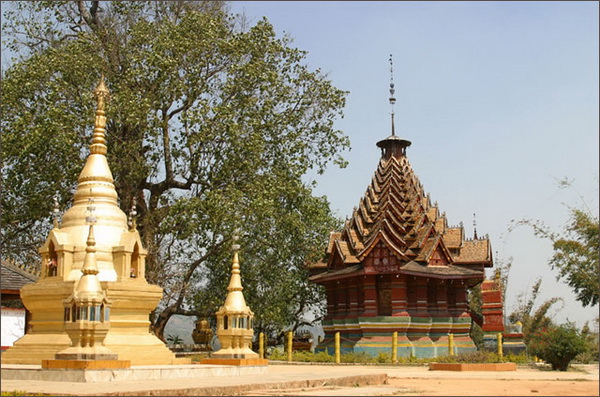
[163,315,196,344]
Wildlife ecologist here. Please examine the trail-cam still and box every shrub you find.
[527,323,587,371]
[376,352,391,363]
[504,351,528,364]
[434,351,502,363]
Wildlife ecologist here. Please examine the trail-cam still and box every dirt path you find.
[243,378,599,396]
[385,377,599,396]
[240,365,600,396]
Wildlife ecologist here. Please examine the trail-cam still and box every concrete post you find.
[448,333,454,356]
[287,331,293,362]
[497,332,503,359]
[259,332,264,359]
[334,332,340,364]
[392,331,398,364]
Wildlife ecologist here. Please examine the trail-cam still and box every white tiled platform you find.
[0,363,268,382]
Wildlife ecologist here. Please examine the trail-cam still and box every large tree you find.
[1,1,349,340]
[511,179,599,308]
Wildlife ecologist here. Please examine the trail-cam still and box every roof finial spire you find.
[389,54,396,136]
[473,212,478,240]
[228,230,242,292]
[91,75,110,155]
[52,195,61,229]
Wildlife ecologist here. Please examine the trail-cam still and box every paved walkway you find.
[1,362,598,396]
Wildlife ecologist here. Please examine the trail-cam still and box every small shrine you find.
[42,202,129,369]
[201,236,267,366]
[1,77,180,365]
[477,271,526,354]
[309,58,495,358]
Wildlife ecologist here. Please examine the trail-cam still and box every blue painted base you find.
[315,315,478,359]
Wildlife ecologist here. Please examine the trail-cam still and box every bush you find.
[528,323,587,371]
[504,351,529,364]
[434,351,502,363]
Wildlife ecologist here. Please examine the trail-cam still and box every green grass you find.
[267,349,529,364]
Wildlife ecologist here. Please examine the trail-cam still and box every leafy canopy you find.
[510,178,599,307]
[1,1,350,339]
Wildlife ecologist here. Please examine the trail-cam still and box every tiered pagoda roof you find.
[310,134,492,284]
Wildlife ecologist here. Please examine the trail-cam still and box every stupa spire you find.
[91,75,109,155]
[61,75,123,232]
[77,197,102,294]
[389,54,396,136]
[223,233,246,310]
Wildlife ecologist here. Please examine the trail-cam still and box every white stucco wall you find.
[1,307,26,347]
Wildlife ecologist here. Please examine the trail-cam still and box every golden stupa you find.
[1,78,180,365]
[202,237,266,365]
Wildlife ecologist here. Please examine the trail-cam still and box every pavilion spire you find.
[389,54,396,136]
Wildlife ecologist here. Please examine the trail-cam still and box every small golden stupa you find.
[201,236,267,365]
[1,77,180,365]
[43,199,129,369]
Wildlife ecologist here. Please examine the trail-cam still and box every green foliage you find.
[265,348,528,364]
[1,2,349,339]
[166,334,183,345]
[504,351,529,364]
[528,322,588,371]
[510,178,599,307]
[434,351,503,363]
[339,351,374,364]
[574,321,599,364]
[267,348,334,362]
[550,208,599,307]
[508,278,562,344]
[376,352,391,363]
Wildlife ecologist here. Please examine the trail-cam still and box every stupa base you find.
[54,352,119,361]
[200,358,268,366]
[42,359,131,369]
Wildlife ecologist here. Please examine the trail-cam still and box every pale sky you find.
[230,1,599,328]
[2,1,597,329]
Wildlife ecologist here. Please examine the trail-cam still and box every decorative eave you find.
[399,260,483,279]
[309,264,364,284]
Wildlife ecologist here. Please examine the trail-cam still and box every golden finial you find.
[78,197,101,293]
[91,75,110,155]
[128,197,138,231]
[52,195,61,229]
[228,232,242,292]
[81,222,99,275]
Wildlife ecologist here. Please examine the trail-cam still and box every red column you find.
[455,283,468,314]
[326,283,336,320]
[436,280,448,314]
[427,279,437,313]
[362,276,377,317]
[391,274,408,316]
[357,282,364,315]
[348,279,359,318]
[415,277,428,313]
[333,281,345,320]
